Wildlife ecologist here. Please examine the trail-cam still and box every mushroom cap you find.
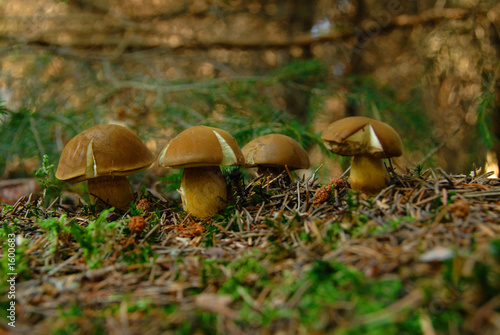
[321,116,403,158]
[56,124,155,183]
[158,125,244,168]
[242,134,310,170]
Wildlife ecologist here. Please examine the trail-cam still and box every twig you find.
[47,251,83,276]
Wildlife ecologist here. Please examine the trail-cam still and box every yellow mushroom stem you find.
[87,175,134,211]
[179,166,228,219]
[349,155,390,195]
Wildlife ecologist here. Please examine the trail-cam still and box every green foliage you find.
[371,216,413,234]
[476,76,498,148]
[38,214,67,255]
[217,255,412,332]
[35,155,55,189]
[220,252,269,299]
[0,104,93,177]
[489,239,500,259]
[417,244,500,334]
[149,59,327,151]
[51,303,107,335]
[173,312,218,335]
[35,154,61,205]
[346,190,360,211]
[157,170,183,194]
[121,244,156,265]
[307,259,363,286]
[0,222,30,283]
[412,164,425,177]
[0,99,7,115]
[0,49,103,177]
[201,259,227,287]
[38,209,119,268]
[215,252,413,333]
[268,59,326,83]
[0,224,29,327]
[202,224,221,247]
[69,209,119,268]
[0,108,41,175]
[299,261,405,332]
[0,57,444,181]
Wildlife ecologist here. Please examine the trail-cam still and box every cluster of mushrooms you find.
[55,116,403,219]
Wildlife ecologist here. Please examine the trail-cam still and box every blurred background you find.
[1,0,499,203]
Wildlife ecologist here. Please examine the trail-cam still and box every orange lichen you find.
[136,197,152,214]
[169,217,206,237]
[128,216,146,234]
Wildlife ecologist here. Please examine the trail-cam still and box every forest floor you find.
[1,167,500,335]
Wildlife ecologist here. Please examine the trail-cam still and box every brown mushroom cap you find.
[321,116,403,158]
[242,134,310,170]
[56,124,155,183]
[158,126,244,168]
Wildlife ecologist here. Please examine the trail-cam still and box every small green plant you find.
[39,209,121,268]
[202,224,221,247]
[0,204,13,216]
[220,252,269,299]
[80,202,97,216]
[0,223,30,284]
[412,164,425,177]
[38,215,68,256]
[35,155,55,189]
[201,259,227,287]
[345,190,360,211]
[298,260,407,332]
[370,216,413,235]
[121,244,156,265]
[51,302,107,335]
[35,154,61,205]
[67,209,120,268]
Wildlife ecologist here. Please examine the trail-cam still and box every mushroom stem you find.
[87,175,134,210]
[179,166,227,219]
[349,155,390,195]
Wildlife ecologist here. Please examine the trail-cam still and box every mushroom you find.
[56,124,155,210]
[158,125,244,219]
[321,116,403,194]
[241,134,310,177]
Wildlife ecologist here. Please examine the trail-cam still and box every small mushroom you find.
[56,124,155,210]
[241,134,310,177]
[158,126,244,219]
[321,116,403,194]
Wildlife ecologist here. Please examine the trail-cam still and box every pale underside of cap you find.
[321,117,402,158]
[323,123,384,156]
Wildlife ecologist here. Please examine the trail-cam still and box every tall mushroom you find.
[241,134,310,177]
[56,124,155,210]
[158,126,244,219]
[321,116,403,195]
